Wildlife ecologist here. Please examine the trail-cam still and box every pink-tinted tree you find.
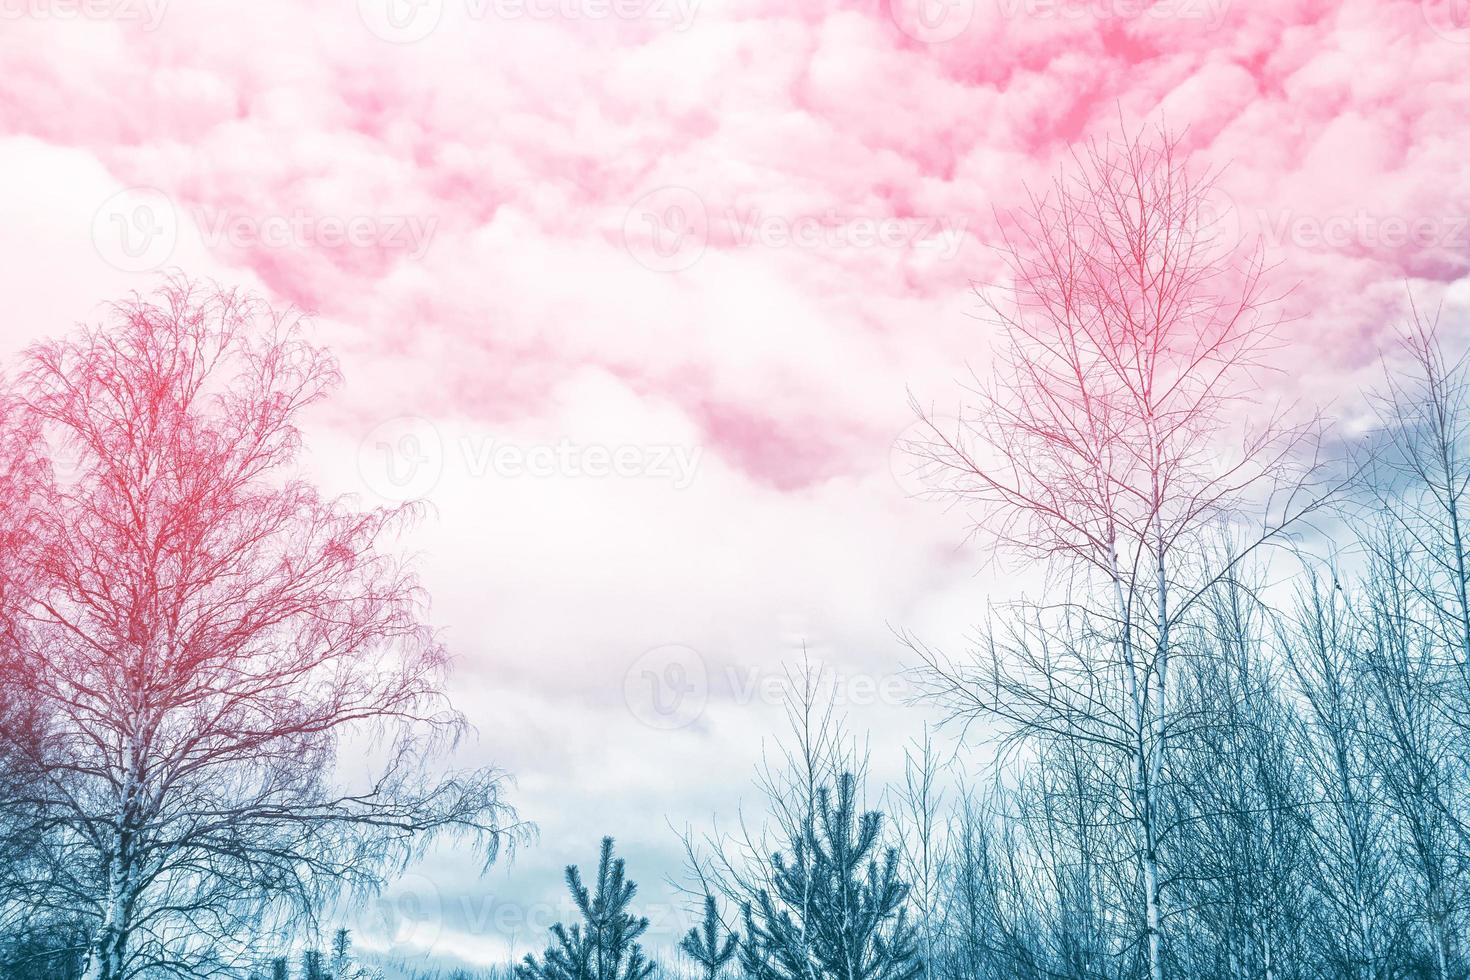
[905,127,1328,979]
[0,279,518,980]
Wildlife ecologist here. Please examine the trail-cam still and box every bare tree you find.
[1367,300,1470,688]
[1282,575,1405,980]
[1164,572,1313,980]
[931,742,1131,980]
[675,655,864,973]
[890,729,949,977]
[1355,302,1470,977]
[905,126,1326,979]
[0,280,520,980]
[1357,528,1465,978]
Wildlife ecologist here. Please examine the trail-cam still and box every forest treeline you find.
[3,127,1470,979]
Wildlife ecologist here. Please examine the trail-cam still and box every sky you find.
[3,0,1470,970]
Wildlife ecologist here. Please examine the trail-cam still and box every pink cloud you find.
[6,0,1470,965]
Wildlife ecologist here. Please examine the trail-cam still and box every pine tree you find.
[679,894,738,980]
[739,773,923,980]
[330,929,352,978]
[302,949,327,980]
[515,837,657,980]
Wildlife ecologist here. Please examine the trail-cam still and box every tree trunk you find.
[1109,536,1164,980]
[83,846,131,980]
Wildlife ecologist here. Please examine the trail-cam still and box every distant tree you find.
[1366,301,1470,682]
[891,730,948,976]
[679,895,737,980]
[515,837,656,980]
[271,956,291,980]
[0,915,87,980]
[303,949,328,980]
[739,772,923,980]
[331,929,353,978]
[1365,306,1470,975]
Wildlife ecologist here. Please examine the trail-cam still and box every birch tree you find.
[905,127,1324,980]
[0,280,519,980]
[1356,303,1470,976]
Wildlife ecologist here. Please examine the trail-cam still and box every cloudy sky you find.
[3,0,1470,969]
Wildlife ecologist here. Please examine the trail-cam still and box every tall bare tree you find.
[905,126,1326,979]
[1368,301,1470,687]
[0,280,519,980]
[1283,575,1407,980]
[1354,302,1470,977]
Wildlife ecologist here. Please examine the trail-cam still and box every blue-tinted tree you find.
[302,949,327,980]
[740,773,922,980]
[516,837,656,980]
[679,894,738,980]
